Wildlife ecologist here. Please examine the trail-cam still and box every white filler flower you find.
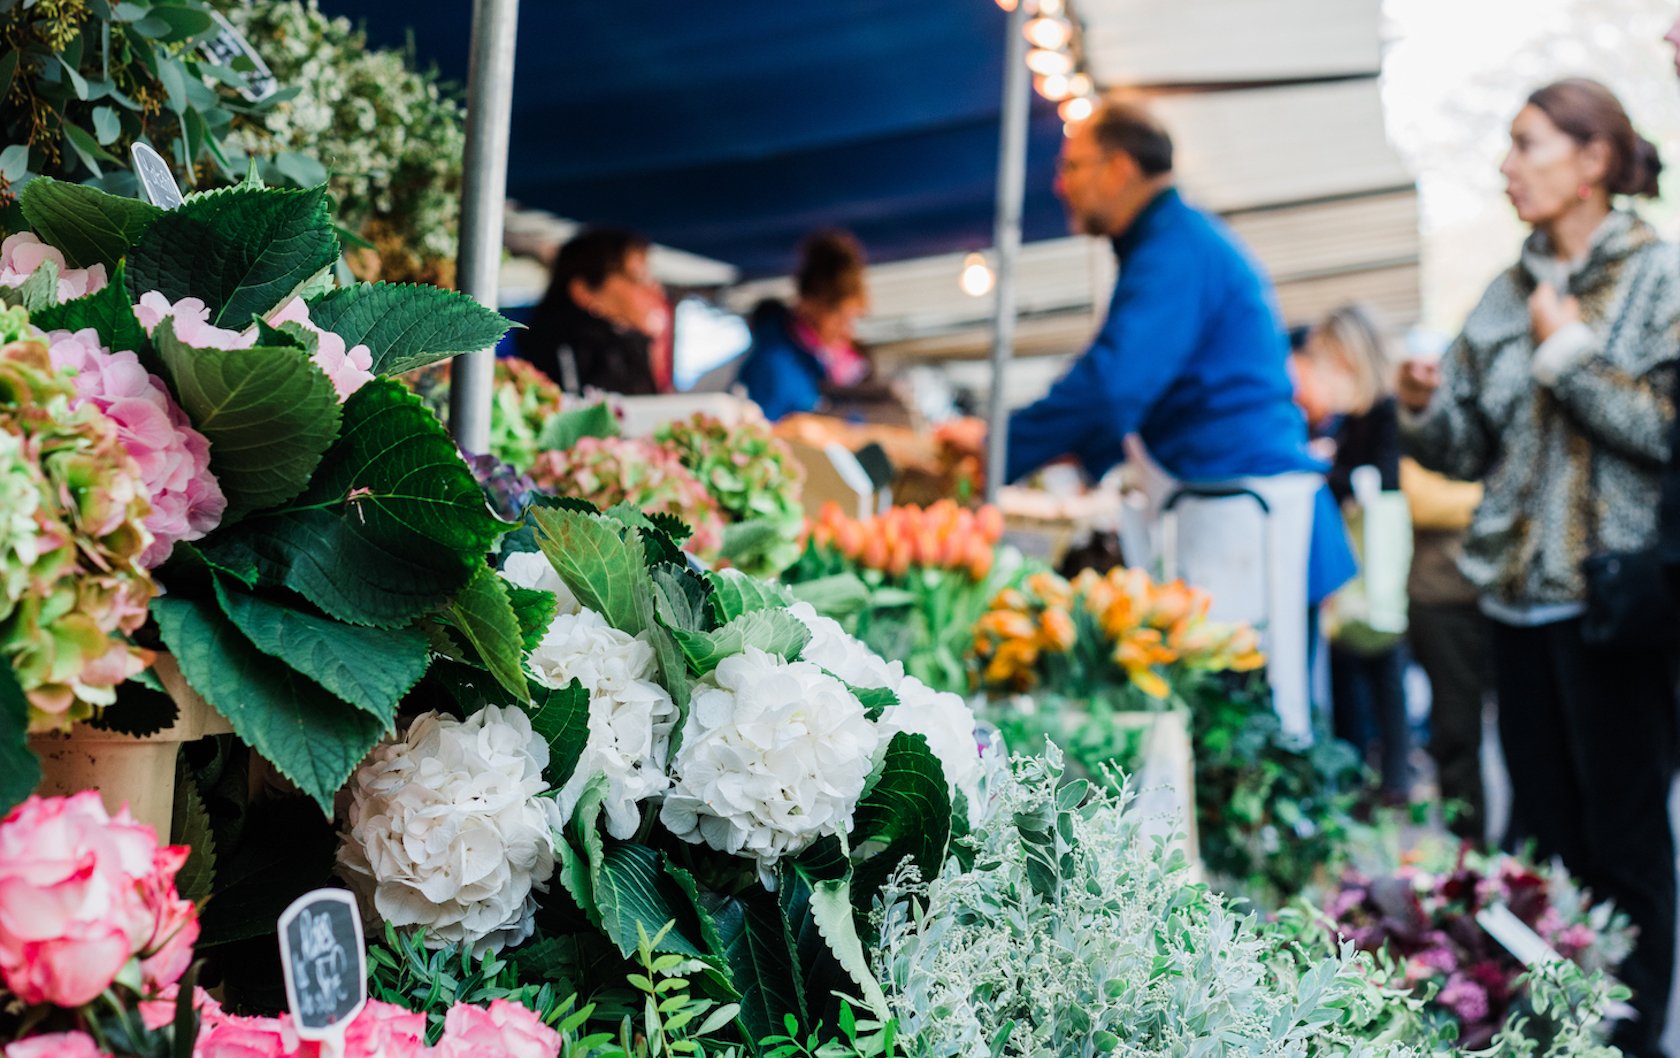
[662,647,877,876]
[336,706,561,954]
[525,608,678,839]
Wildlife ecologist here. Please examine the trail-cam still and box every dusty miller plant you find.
[871,746,1434,1058]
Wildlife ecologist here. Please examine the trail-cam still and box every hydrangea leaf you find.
[507,585,558,653]
[0,663,39,814]
[535,400,619,452]
[593,842,708,960]
[153,593,390,814]
[651,565,712,635]
[212,576,430,717]
[29,260,150,362]
[204,380,507,627]
[705,569,790,624]
[126,183,339,330]
[87,676,179,736]
[848,732,952,910]
[303,282,513,377]
[18,176,165,271]
[170,772,217,903]
[671,608,810,675]
[554,774,607,918]
[440,565,527,700]
[8,259,60,312]
[835,681,897,721]
[529,505,647,636]
[526,678,591,790]
[153,319,341,517]
[707,884,807,1043]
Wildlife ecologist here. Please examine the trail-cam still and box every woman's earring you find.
[1578,183,1593,201]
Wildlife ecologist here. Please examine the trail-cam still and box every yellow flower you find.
[1038,607,1077,652]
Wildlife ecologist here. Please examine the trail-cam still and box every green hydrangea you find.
[528,435,723,560]
[655,412,806,576]
[0,334,154,730]
[406,358,567,471]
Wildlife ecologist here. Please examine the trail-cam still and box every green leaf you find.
[554,775,607,918]
[595,843,708,960]
[507,585,558,653]
[671,609,810,675]
[303,282,513,377]
[11,260,61,312]
[786,574,871,619]
[18,176,165,271]
[87,677,178,736]
[64,121,119,174]
[709,885,806,1043]
[152,593,389,813]
[206,381,506,627]
[802,876,890,1020]
[91,106,121,146]
[127,183,339,330]
[144,4,216,42]
[0,663,40,814]
[526,678,591,789]
[29,260,149,360]
[717,520,787,575]
[441,565,527,700]
[154,320,341,516]
[848,733,952,909]
[212,577,429,717]
[840,682,897,721]
[652,565,712,636]
[535,401,619,452]
[705,570,790,625]
[530,506,649,635]
[170,771,217,902]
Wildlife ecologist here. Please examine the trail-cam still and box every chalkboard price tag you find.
[277,888,367,1040]
[130,144,183,210]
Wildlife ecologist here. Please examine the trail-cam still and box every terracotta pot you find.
[30,656,231,836]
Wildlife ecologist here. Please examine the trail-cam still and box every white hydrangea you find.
[876,676,987,826]
[525,607,677,839]
[788,600,902,689]
[662,647,877,877]
[336,706,561,955]
[498,550,581,616]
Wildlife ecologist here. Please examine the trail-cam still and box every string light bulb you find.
[1038,0,1065,15]
[1024,48,1073,77]
[1058,95,1095,123]
[1023,16,1072,50]
[959,253,995,298]
[1067,72,1092,97]
[995,0,1018,10]
[1035,73,1071,101]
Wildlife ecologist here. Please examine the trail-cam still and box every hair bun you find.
[1624,135,1664,198]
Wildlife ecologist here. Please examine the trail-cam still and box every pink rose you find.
[436,999,561,1058]
[334,999,429,1058]
[0,793,198,1007]
[0,232,108,303]
[134,292,256,352]
[139,983,224,1031]
[268,298,373,401]
[3,1031,112,1058]
[45,331,227,567]
[195,1012,293,1058]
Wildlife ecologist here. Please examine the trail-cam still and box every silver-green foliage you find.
[872,746,1432,1058]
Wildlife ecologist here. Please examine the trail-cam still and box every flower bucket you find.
[29,656,231,836]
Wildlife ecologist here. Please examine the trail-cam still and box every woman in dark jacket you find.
[737,230,871,420]
[518,227,670,394]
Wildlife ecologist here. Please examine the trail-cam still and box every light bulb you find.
[1024,48,1073,77]
[1058,96,1094,122]
[1023,16,1072,50]
[1038,0,1065,15]
[1067,72,1093,97]
[1035,73,1071,101]
[995,0,1018,10]
[959,253,995,298]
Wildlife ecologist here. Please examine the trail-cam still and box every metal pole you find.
[450,0,520,455]
[984,0,1030,504]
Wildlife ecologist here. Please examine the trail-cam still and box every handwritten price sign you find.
[277,889,367,1040]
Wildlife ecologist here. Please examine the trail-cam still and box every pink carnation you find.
[269,298,374,402]
[3,1032,112,1058]
[46,329,227,566]
[134,292,257,352]
[0,792,198,1008]
[0,232,108,303]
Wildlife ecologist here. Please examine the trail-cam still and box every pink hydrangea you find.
[0,233,108,303]
[435,998,561,1058]
[0,792,199,1008]
[1436,973,1490,1025]
[46,329,227,567]
[3,1032,112,1058]
[134,292,257,352]
[269,297,374,401]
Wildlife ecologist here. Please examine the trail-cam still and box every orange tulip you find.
[1038,608,1077,652]
[976,505,1004,543]
[862,534,889,571]
[888,538,914,578]
[966,536,994,580]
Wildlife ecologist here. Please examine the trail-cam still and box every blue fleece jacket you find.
[737,302,827,421]
[1006,188,1354,603]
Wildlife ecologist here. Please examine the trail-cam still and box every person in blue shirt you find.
[737,230,873,421]
[959,100,1354,735]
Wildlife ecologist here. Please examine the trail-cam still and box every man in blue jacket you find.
[996,100,1352,735]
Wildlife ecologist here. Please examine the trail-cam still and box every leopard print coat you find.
[1400,211,1680,607]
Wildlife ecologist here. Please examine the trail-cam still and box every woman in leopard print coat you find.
[1399,79,1678,1058]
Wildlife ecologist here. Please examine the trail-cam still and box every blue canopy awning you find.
[322,0,1069,277]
